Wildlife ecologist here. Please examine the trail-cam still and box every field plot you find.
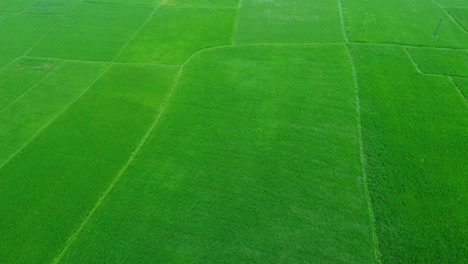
[342,0,468,48]
[116,7,235,64]
[1,0,468,263]
[350,44,467,263]
[58,45,376,263]
[407,47,468,77]
[29,3,152,61]
[236,0,343,43]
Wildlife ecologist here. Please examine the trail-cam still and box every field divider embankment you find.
[337,0,349,43]
[338,0,382,263]
[0,64,112,170]
[345,44,382,264]
[0,61,63,113]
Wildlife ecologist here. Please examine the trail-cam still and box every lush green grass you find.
[116,6,235,64]
[29,3,152,61]
[1,0,467,263]
[0,59,107,164]
[59,45,376,263]
[350,44,467,263]
[236,0,343,43]
[407,47,468,77]
[342,0,468,48]
[0,65,178,263]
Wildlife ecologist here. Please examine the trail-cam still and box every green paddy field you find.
[0,0,467,263]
